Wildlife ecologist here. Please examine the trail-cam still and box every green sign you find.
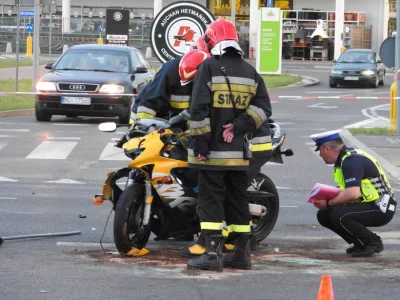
[257,7,282,74]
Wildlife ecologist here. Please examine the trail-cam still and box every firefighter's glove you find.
[222,123,235,143]
[192,136,210,158]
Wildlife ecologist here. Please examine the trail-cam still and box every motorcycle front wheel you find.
[249,173,279,243]
[113,183,151,254]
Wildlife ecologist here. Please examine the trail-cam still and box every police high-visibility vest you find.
[333,148,394,203]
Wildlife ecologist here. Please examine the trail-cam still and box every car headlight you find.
[99,84,124,94]
[362,70,375,76]
[331,70,342,75]
[36,82,57,91]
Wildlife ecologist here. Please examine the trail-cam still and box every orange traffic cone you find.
[316,275,334,300]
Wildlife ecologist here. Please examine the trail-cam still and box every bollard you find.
[62,44,69,54]
[250,47,255,61]
[97,38,103,45]
[26,37,32,57]
[390,81,397,131]
[6,42,12,54]
[145,47,152,59]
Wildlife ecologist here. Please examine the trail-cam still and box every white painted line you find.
[280,205,299,208]
[116,131,126,135]
[0,177,18,182]
[0,135,16,138]
[271,101,278,104]
[45,179,85,184]
[387,138,397,145]
[308,103,338,109]
[306,91,347,94]
[0,129,29,132]
[99,143,130,161]
[344,118,375,128]
[111,138,120,141]
[0,210,42,215]
[266,162,285,166]
[305,142,315,145]
[0,197,17,200]
[26,141,78,159]
[46,137,81,140]
[0,141,8,151]
[276,186,292,190]
[57,241,115,248]
[52,123,86,126]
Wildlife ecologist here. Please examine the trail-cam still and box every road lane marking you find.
[0,177,18,182]
[308,103,338,109]
[0,129,29,132]
[46,137,81,140]
[99,143,130,161]
[280,205,299,208]
[0,197,17,200]
[0,135,16,138]
[45,179,85,184]
[26,141,78,159]
[0,141,8,151]
[52,123,87,126]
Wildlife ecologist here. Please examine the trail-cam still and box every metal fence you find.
[0,15,153,43]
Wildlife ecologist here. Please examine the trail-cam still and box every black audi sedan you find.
[35,44,155,123]
[329,49,385,88]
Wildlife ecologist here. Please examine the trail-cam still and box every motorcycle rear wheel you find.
[113,183,151,254]
[249,173,279,243]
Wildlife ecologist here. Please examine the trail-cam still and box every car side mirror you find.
[134,66,148,74]
[45,62,53,70]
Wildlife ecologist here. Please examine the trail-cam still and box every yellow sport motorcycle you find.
[94,117,293,255]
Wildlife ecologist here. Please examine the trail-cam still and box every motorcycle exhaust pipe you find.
[249,203,267,217]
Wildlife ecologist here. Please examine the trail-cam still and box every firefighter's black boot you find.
[223,233,252,270]
[187,234,224,271]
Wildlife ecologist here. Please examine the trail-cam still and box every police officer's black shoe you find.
[0,237,3,247]
[346,244,363,254]
[223,233,252,270]
[187,234,224,271]
[351,240,384,258]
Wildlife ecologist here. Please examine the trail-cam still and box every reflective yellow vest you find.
[333,148,394,204]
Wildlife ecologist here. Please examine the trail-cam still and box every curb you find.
[269,74,320,90]
[341,129,400,184]
[0,109,34,118]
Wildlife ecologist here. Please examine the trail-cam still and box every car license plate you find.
[61,96,91,105]
[344,76,359,81]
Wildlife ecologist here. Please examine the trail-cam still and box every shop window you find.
[207,0,292,15]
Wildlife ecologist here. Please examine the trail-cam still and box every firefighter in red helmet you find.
[186,18,272,271]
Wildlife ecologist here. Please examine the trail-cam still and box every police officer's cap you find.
[310,130,342,151]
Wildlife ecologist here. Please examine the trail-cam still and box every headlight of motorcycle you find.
[331,70,342,75]
[36,81,57,91]
[124,148,144,160]
[362,70,375,76]
[99,84,124,94]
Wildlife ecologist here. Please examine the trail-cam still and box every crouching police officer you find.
[187,18,272,271]
[310,130,396,257]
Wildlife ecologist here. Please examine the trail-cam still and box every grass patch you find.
[261,74,301,88]
[0,79,34,111]
[0,59,46,68]
[348,127,396,136]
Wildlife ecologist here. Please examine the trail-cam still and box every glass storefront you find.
[206,0,293,56]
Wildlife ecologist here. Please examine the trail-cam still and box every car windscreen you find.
[337,51,375,64]
[54,49,133,73]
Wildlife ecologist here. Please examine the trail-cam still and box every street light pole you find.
[15,1,20,92]
[396,0,400,135]
[33,0,40,91]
